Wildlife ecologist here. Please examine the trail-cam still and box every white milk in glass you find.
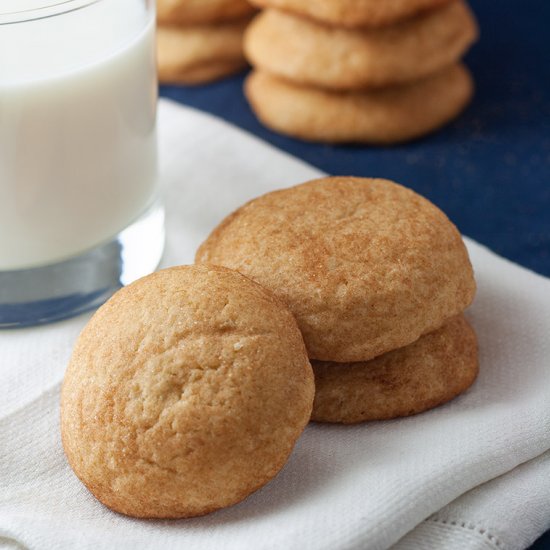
[0,0,158,270]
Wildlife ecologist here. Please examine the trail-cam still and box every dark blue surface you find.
[161,0,550,278]
[161,3,550,547]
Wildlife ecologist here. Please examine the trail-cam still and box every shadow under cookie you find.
[311,315,479,424]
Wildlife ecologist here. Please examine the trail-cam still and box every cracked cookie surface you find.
[196,177,476,362]
[61,265,314,518]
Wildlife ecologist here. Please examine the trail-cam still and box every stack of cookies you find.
[243,0,479,143]
[61,176,479,519]
[62,264,315,518]
[157,0,256,85]
[196,177,479,423]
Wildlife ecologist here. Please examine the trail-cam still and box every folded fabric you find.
[394,450,550,550]
[0,100,549,550]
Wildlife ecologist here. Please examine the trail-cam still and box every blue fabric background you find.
[161,2,550,547]
[161,0,550,278]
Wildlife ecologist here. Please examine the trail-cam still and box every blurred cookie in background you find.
[157,0,255,85]
[244,2,478,90]
[245,64,474,144]
[158,0,255,25]
[157,17,251,85]
[247,0,452,28]
[243,0,478,143]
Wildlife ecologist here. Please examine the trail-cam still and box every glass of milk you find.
[0,0,164,327]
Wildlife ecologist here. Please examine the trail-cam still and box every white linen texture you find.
[1,99,549,550]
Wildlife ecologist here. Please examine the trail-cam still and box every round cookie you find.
[312,315,479,424]
[157,0,256,25]
[61,265,314,519]
[244,2,478,90]
[159,56,248,85]
[196,177,476,362]
[244,64,473,144]
[248,0,453,28]
[157,19,249,85]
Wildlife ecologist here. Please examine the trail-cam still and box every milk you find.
[0,0,158,270]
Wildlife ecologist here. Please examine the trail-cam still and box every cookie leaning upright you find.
[196,177,476,362]
[61,265,314,519]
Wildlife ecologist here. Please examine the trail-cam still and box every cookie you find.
[248,0,452,28]
[244,64,473,144]
[61,265,314,519]
[196,177,476,362]
[159,57,248,85]
[312,315,478,423]
[158,0,256,25]
[244,2,478,90]
[157,19,249,85]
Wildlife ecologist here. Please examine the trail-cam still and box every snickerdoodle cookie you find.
[244,64,473,144]
[244,2,478,90]
[61,265,314,519]
[157,19,250,85]
[160,58,248,85]
[248,0,452,28]
[196,177,476,362]
[157,0,255,25]
[312,315,478,423]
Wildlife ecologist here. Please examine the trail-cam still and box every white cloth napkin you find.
[1,99,549,550]
[394,449,550,550]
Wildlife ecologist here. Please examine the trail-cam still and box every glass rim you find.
[0,0,103,25]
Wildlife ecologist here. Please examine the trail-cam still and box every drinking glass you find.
[0,0,164,327]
